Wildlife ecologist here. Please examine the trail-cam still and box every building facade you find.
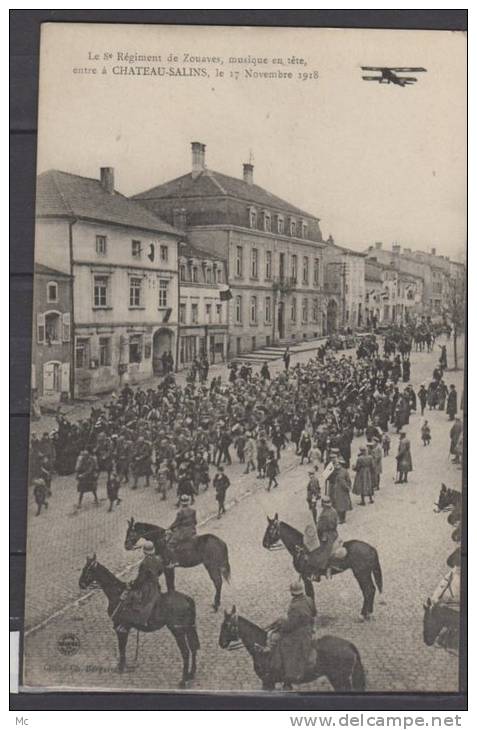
[323,242,366,330]
[35,167,182,396]
[178,242,229,366]
[134,142,331,356]
[32,264,72,402]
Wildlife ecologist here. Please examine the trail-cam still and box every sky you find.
[37,24,466,259]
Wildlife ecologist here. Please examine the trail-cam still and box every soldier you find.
[165,494,197,568]
[306,469,321,524]
[352,446,374,506]
[396,431,413,484]
[447,384,458,421]
[269,580,316,689]
[329,457,352,524]
[75,447,99,508]
[310,496,340,579]
[32,478,49,516]
[131,436,152,489]
[117,541,163,630]
[213,466,230,518]
[106,468,121,512]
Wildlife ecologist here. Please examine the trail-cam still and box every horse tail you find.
[351,647,366,691]
[221,547,231,583]
[372,551,383,593]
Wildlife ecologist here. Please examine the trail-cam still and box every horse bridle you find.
[268,521,285,551]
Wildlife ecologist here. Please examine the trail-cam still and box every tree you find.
[445,276,466,370]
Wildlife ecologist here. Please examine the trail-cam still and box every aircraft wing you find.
[389,67,427,73]
[360,66,386,71]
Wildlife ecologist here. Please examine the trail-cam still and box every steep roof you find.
[179,241,226,262]
[133,169,319,220]
[35,263,72,278]
[36,170,182,236]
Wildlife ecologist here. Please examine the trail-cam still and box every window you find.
[158,279,168,307]
[93,275,109,307]
[265,296,271,324]
[277,217,284,234]
[265,251,272,280]
[129,334,143,363]
[206,268,212,284]
[99,337,111,366]
[264,212,271,232]
[290,220,296,237]
[217,268,223,283]
[47,282,58,303]
[45,312,61,343]
[236,295,242,323]
[249,209,257,228]
[192,266,198,282]
[216,303,222,323]
[179,264,186,281]
[291,255,298,281]
[236,246,243,277]
[132,240,142,259]
[96,235,107,256]
[303,222,308,239]
[250,296,257,324]
[160,245,169,263]
[191,303,199,324]
[302,298,308,323]
[312,298,319,322]
[314,258,320,286]
[129,277,142,307]
[75,338,90,369]
[303,257,309,285]
[291,297,297,323]
[179,303,186,324]
[251,248,259,278]
[205,303,212,323]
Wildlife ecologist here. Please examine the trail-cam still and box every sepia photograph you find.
[21,21,466,695]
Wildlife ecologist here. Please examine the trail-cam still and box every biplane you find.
[361,66,427,87]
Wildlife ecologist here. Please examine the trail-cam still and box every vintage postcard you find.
[23,22,466,693]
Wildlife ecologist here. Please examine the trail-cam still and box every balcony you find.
[272,276,297,294]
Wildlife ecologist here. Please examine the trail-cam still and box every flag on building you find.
[219,286,233,301]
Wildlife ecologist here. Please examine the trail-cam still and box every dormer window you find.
[249,208,257,229]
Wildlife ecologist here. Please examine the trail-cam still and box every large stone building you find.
[364,258,424,327]
[178,241,229,366]
[134,142,337,356]
[32,263,72,403]
[365,242,462,318]
[35,167,182,396]
[323,241,366,330]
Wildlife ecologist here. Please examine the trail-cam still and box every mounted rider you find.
[164,494,197,568]
[117,540,163,630]
[268,580,316,687]
[303,496,344,579]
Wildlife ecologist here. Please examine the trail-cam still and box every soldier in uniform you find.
[32,477,49,516]
[117,541,163,630]
[213,465,230,518]
[165,494,197,568]
[396,431,413,484]
[131,436,152,489]
[269,580,316,688]
[75,447,99,508]
[306,469,321,524]
[329,457,352,524]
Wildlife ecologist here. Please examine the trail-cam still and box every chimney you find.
[392,243,401,255]
[100,167,115,194]
[431,247,436,256]
[243,163,254,185]
[191,141,206,178]
[375,242,382,250]
[172,207,187,230]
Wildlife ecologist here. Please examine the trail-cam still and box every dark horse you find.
[435,484,462,527]
[124,517,231,611]
[79,554,200,687]
[219,606,366,691]
[423,597,459,654]
[262,515,383,620]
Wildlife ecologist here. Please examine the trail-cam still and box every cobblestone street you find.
[23,339,464,693]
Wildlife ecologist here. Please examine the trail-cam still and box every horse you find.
[423,598,460,654]
[124,517,231,611]
[218,606,366,691]
[435,484,462,527]
[78,554,200,687]
[262,515,383,620]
